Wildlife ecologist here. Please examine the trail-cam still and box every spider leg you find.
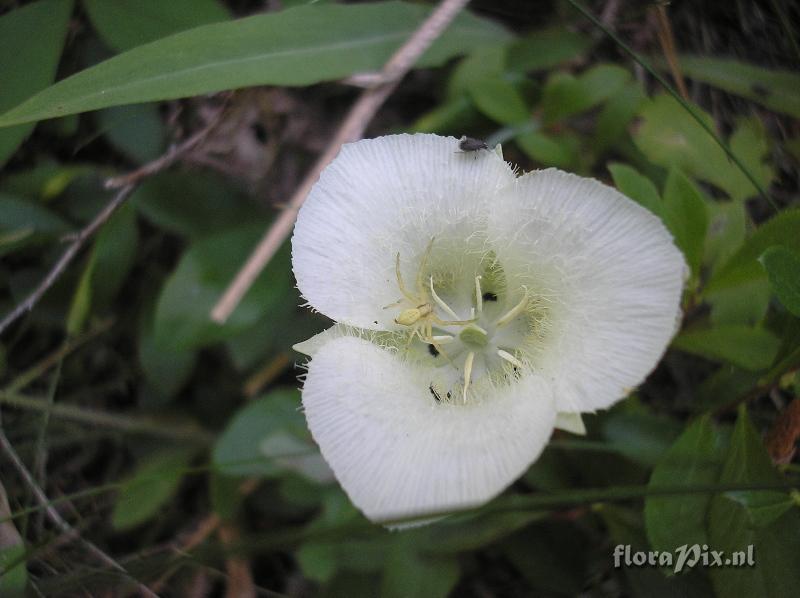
[431,315,477,326]
[395,253,417,302]
[415,238,435,297]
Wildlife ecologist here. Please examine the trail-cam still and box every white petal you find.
[489,169,686,412]
[301,335,557,522]
[292,133,516,329]
[554,412,586,436]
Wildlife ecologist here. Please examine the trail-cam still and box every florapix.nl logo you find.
[613,544,755,574]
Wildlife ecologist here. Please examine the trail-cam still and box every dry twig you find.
[0,103,230,337]
[210,0,472,323]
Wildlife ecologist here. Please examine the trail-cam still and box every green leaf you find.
[0,485,27,596]
[153,224,291,350]
[507,27,592,72]
[708,405,800,598]
[645,416,725,557]
[213,389,331,482]
[380,536,459,598]
[0,2,510,127]
[446,44,506,99]
[83,0,230,52]
[132,171,264,239]
[759,247,800,317]
[677,55,800,118]
[66,252,95,336]
[89,203,138,309]
[0,0,73,165]
[707,278,770,327]
[608,162,662,217]
[705,201,746,276]
[708,209,800,293]
[138,298,195,402]
[593,81,646,154]
[468,76,529,125]
[601,402,683,467]
[0,192,70,256]
[96,103,165,164]
[661,168,708,280]
[541,64,629,123]
[111,447,195,531]
[672,325,780,371]
[634,94,770,201]
[516,130,577,169]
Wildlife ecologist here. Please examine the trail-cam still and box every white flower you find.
[291,133,686,523]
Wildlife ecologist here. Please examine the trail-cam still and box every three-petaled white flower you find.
[291,134,685,524]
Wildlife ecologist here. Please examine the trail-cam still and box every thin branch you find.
[0,100,230,337]
[0,416,160,597]
[104,110,224,189]
[0,185,135,336]
[210,0,472,323]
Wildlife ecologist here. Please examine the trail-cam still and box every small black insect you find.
[458,135,488,152]
[429,383,442,402]
[428,343,440,357]
[482,291,498,302]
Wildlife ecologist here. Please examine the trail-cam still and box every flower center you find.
[390,241,547,405]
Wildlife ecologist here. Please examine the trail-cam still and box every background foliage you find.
[0,0,799,596]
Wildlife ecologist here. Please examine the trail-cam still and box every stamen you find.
[429,276,460,320]
[475,275,483,314]
[497,349,524,368]
[463,351,475,403]
[496,291,529,327]
[431,335,454,343]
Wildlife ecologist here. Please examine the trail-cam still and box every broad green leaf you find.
[89,203,138,309]
[469,76,529,125]
[381,536,459,598]
[112,447,195,530]
[705,201,746,275]
[645,416,725,557]
[708,405,800,598]
[0,2,510,127]
[600,505,713,597]
[634,94,769,201]
[213,389,331,481]
[661,168,708,279]
[729,117,775,199]
[608,162,662,217]
[0,0,73,165]
[541,64,629,123]
[447,44,506,99]
[678,55,800,118]
[410,95,477,134]
[83,0,230,52]
[153,224,291,350]
[507,27,592,73]
[707,209,800,292]
[707,278,770,327]
[0,192,69,256]
[516,130,577,169]
[96,103,165,164]
[132,171,264,239]
[138,297,195,402]
[593,81,646,154]
[601,402,683,467]
[672,325,780,371]
[759,247,800,316]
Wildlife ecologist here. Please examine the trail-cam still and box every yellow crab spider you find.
[390,239,476,356]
